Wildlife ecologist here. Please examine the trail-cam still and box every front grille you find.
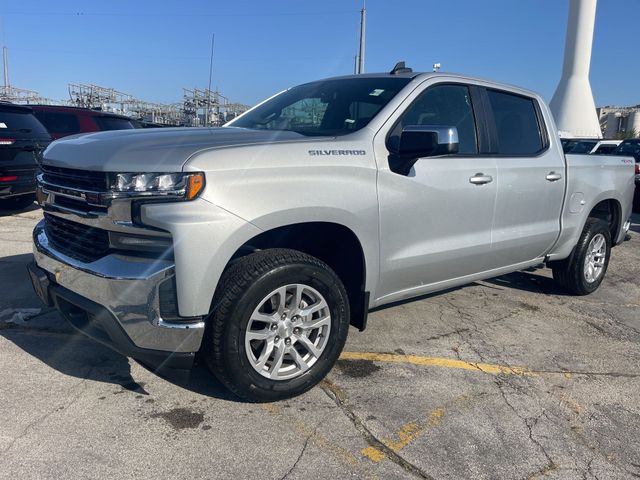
[41,165,108,191]
[44,213,110,263]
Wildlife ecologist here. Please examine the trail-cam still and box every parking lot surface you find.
[1,206,639,480]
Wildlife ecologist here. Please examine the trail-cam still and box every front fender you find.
[141,198,262,317]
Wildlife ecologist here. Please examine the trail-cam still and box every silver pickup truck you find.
[29,65,635,401]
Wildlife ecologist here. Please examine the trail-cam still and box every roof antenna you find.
[390,61,412,75]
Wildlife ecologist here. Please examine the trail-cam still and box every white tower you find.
[550,0,602,139]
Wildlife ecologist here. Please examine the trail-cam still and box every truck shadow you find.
[371,268,569,314]
[0,322,240,401]
[0,253,239,402]
[0,202,40,217]
[483,269,570,296]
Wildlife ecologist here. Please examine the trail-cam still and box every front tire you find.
[204,248,350,402]
[551,218,611,295]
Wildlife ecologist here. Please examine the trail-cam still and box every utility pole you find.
[206,34,215,127]
[357,0,366,74]
[3,46,9,88]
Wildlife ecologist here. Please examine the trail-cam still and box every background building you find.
[598,105,640,139]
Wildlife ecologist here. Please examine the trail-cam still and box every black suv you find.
[0,104,51,211]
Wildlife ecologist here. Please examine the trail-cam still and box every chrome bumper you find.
[33,220,205,353]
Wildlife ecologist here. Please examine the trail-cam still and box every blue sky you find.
[2,0,638,107]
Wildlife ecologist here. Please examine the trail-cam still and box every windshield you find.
[227,77,412,136]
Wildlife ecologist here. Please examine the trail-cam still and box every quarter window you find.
[486,89,544,155]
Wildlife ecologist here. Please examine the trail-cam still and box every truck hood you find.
[41,127,308,172]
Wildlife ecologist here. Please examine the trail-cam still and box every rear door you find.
[376,82,497,301]
[484,88,565,266]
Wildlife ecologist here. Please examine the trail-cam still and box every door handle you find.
[546,172,562,182]
[469,173,493,185]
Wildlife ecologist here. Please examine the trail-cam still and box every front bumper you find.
[31,221,205,369]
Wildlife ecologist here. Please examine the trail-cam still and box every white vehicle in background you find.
[591,140,622,155]
[561,139,622,155]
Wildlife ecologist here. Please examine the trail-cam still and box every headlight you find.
[108,172,205,201]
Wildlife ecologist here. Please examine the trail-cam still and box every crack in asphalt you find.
[320,379,435,480]
[449,294,640,480]
[447,300,559,479]
[279,421,320,480]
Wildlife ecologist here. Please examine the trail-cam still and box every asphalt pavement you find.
[1,204,639,480]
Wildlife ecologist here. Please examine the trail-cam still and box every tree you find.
[614,128,639,140]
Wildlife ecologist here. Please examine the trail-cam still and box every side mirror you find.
[389,125,459,175]
[398,125,459,157]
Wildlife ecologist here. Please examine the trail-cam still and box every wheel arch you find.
[223,221,371,331]
[586,198,622,245]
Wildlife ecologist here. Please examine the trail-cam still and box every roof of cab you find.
[303,70,543,100]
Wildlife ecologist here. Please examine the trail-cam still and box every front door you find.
[375,83,497,302]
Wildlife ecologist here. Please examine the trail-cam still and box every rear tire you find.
[203,248,350,402]
[551,218,611,295]
[0,194,35,211]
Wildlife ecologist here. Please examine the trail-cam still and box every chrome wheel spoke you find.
[302,314,330,330]
[276,286,288,314]
[593,236,605,252]
[290,348,310,373]
[251,311,277,324]
[296,335,322,358]
[294,285,304,310]
[299,299,328,318]
[255,339,275,370]
[268,346,285,379]
[246,329,271,341]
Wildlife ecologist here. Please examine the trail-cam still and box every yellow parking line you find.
[361,405,450,463]
[339,351,534,376]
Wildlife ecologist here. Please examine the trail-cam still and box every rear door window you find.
[93,116,136,131]
[486,89,545,155]
[33,111,81,134]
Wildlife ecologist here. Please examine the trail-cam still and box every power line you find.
[2,10,358,18]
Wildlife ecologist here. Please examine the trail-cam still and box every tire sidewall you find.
[218,262,349,399]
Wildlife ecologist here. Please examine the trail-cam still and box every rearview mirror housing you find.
[398,125,459,157]
[389,125,459,175]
